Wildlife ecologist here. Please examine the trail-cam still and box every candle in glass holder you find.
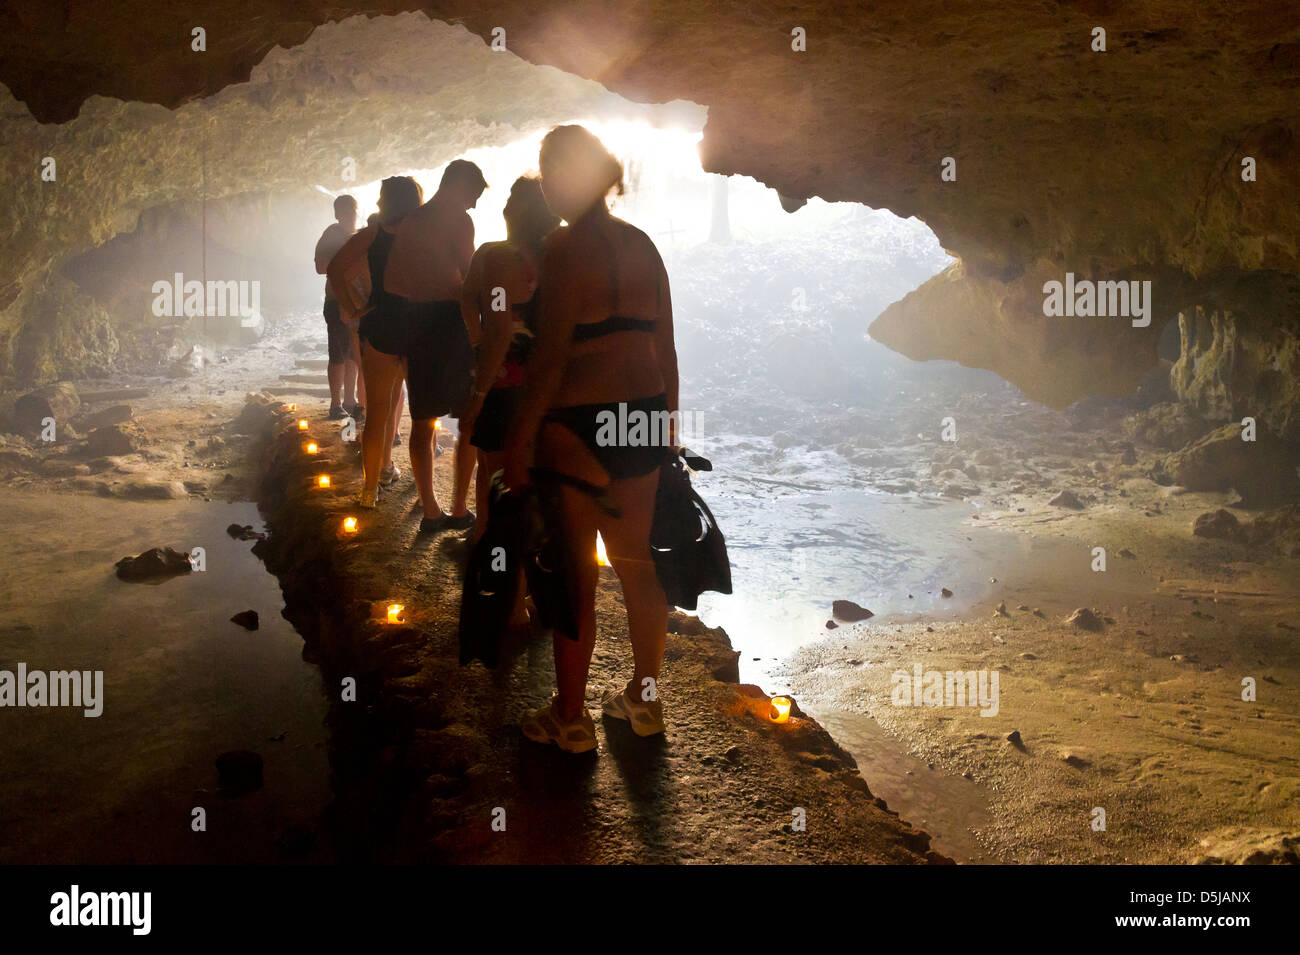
[306,442,319,454]
[298,419,309,431]
[386,603,404,624]
[317,475,331,488]
[769,696,792,723]
[342,516,358,534]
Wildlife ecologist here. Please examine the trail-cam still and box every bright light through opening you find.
[317,118,865,250]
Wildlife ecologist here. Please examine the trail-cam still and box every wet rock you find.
[1018,651,1038,660]
[226,523,267,541]
[993,600,1009,617]
[1118,547,1136,558]
[723,745,743,763]
[825,619,839,630]
[832,599,874,622]
[1062,752,1091,768]
[1193,508,1242,540]
[115,546,192,581]
[1048,489,1085,509]
[123,479,187,500]
[13,382,80,437]
[83,422,145,457]
[1066,607,1104,631]
[215,750,263,796]
[77,404,133,430]
[1006,730,1023,746]
[230,610,259,631]
[1156,422,1299,505]
[940,587,953,598]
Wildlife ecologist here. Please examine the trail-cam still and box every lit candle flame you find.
[342,516,358,534]
[770,697,792,723]
[386,603,404,624]
[595,532,610,567]
[298,419,309,431]
[306,442,319,454]
[317,475,331,488]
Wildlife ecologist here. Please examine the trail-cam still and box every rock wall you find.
[2,2,1298,410]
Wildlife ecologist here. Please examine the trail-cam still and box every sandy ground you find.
[780,421,1300,864]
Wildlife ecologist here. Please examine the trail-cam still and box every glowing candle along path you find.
[298,419,309,431]
[769,696,792,723]
[306,442,319,454]
[317,475,331,488]
[342,516,358,534]
[595,532,611,567]
[386,603,404,624]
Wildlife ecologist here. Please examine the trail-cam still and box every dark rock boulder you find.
[114,546,192,581]
[1193,508,1242,540]
[13,382,80,437]
[832,599,874,622]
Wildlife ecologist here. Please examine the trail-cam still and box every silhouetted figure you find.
[315,194,362,418]
[505,126,681,753]
[385,159,485,531]
[327,177,423,506]
[460,176,559,628]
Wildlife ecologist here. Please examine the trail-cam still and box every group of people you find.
[313,126,681,755]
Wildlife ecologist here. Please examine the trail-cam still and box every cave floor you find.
[4,310,1298,864]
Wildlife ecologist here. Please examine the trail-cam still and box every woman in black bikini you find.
[505,126,680,754]
[328,176,423,507]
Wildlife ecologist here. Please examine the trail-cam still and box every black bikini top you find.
[570,225,658,342]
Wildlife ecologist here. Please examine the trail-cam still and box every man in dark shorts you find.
[314,194,361,419]
[385,160,485,531]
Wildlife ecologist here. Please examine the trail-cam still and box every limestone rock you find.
[1193,508,1242,540]
[1157,423,1299,505]
[84,422,145,458]
[12,382,79,436]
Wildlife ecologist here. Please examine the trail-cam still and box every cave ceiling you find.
[2,1,1298,405]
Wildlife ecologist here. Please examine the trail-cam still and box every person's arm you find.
[455,213,475,284]
[460,245,485,350]
[504,233,579,488]
[326,227,374,324]
[650,240,681,445]
[314,228,333,275]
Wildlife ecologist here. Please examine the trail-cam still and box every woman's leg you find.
[451,427,475,518]
[359,343,401,494]
[348,327,366,406]
[601,468,668,699]
[408,417,441,519]
[536,422,605,721]
[384,378,404,471]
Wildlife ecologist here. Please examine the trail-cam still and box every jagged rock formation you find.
[1,2,1298,418]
